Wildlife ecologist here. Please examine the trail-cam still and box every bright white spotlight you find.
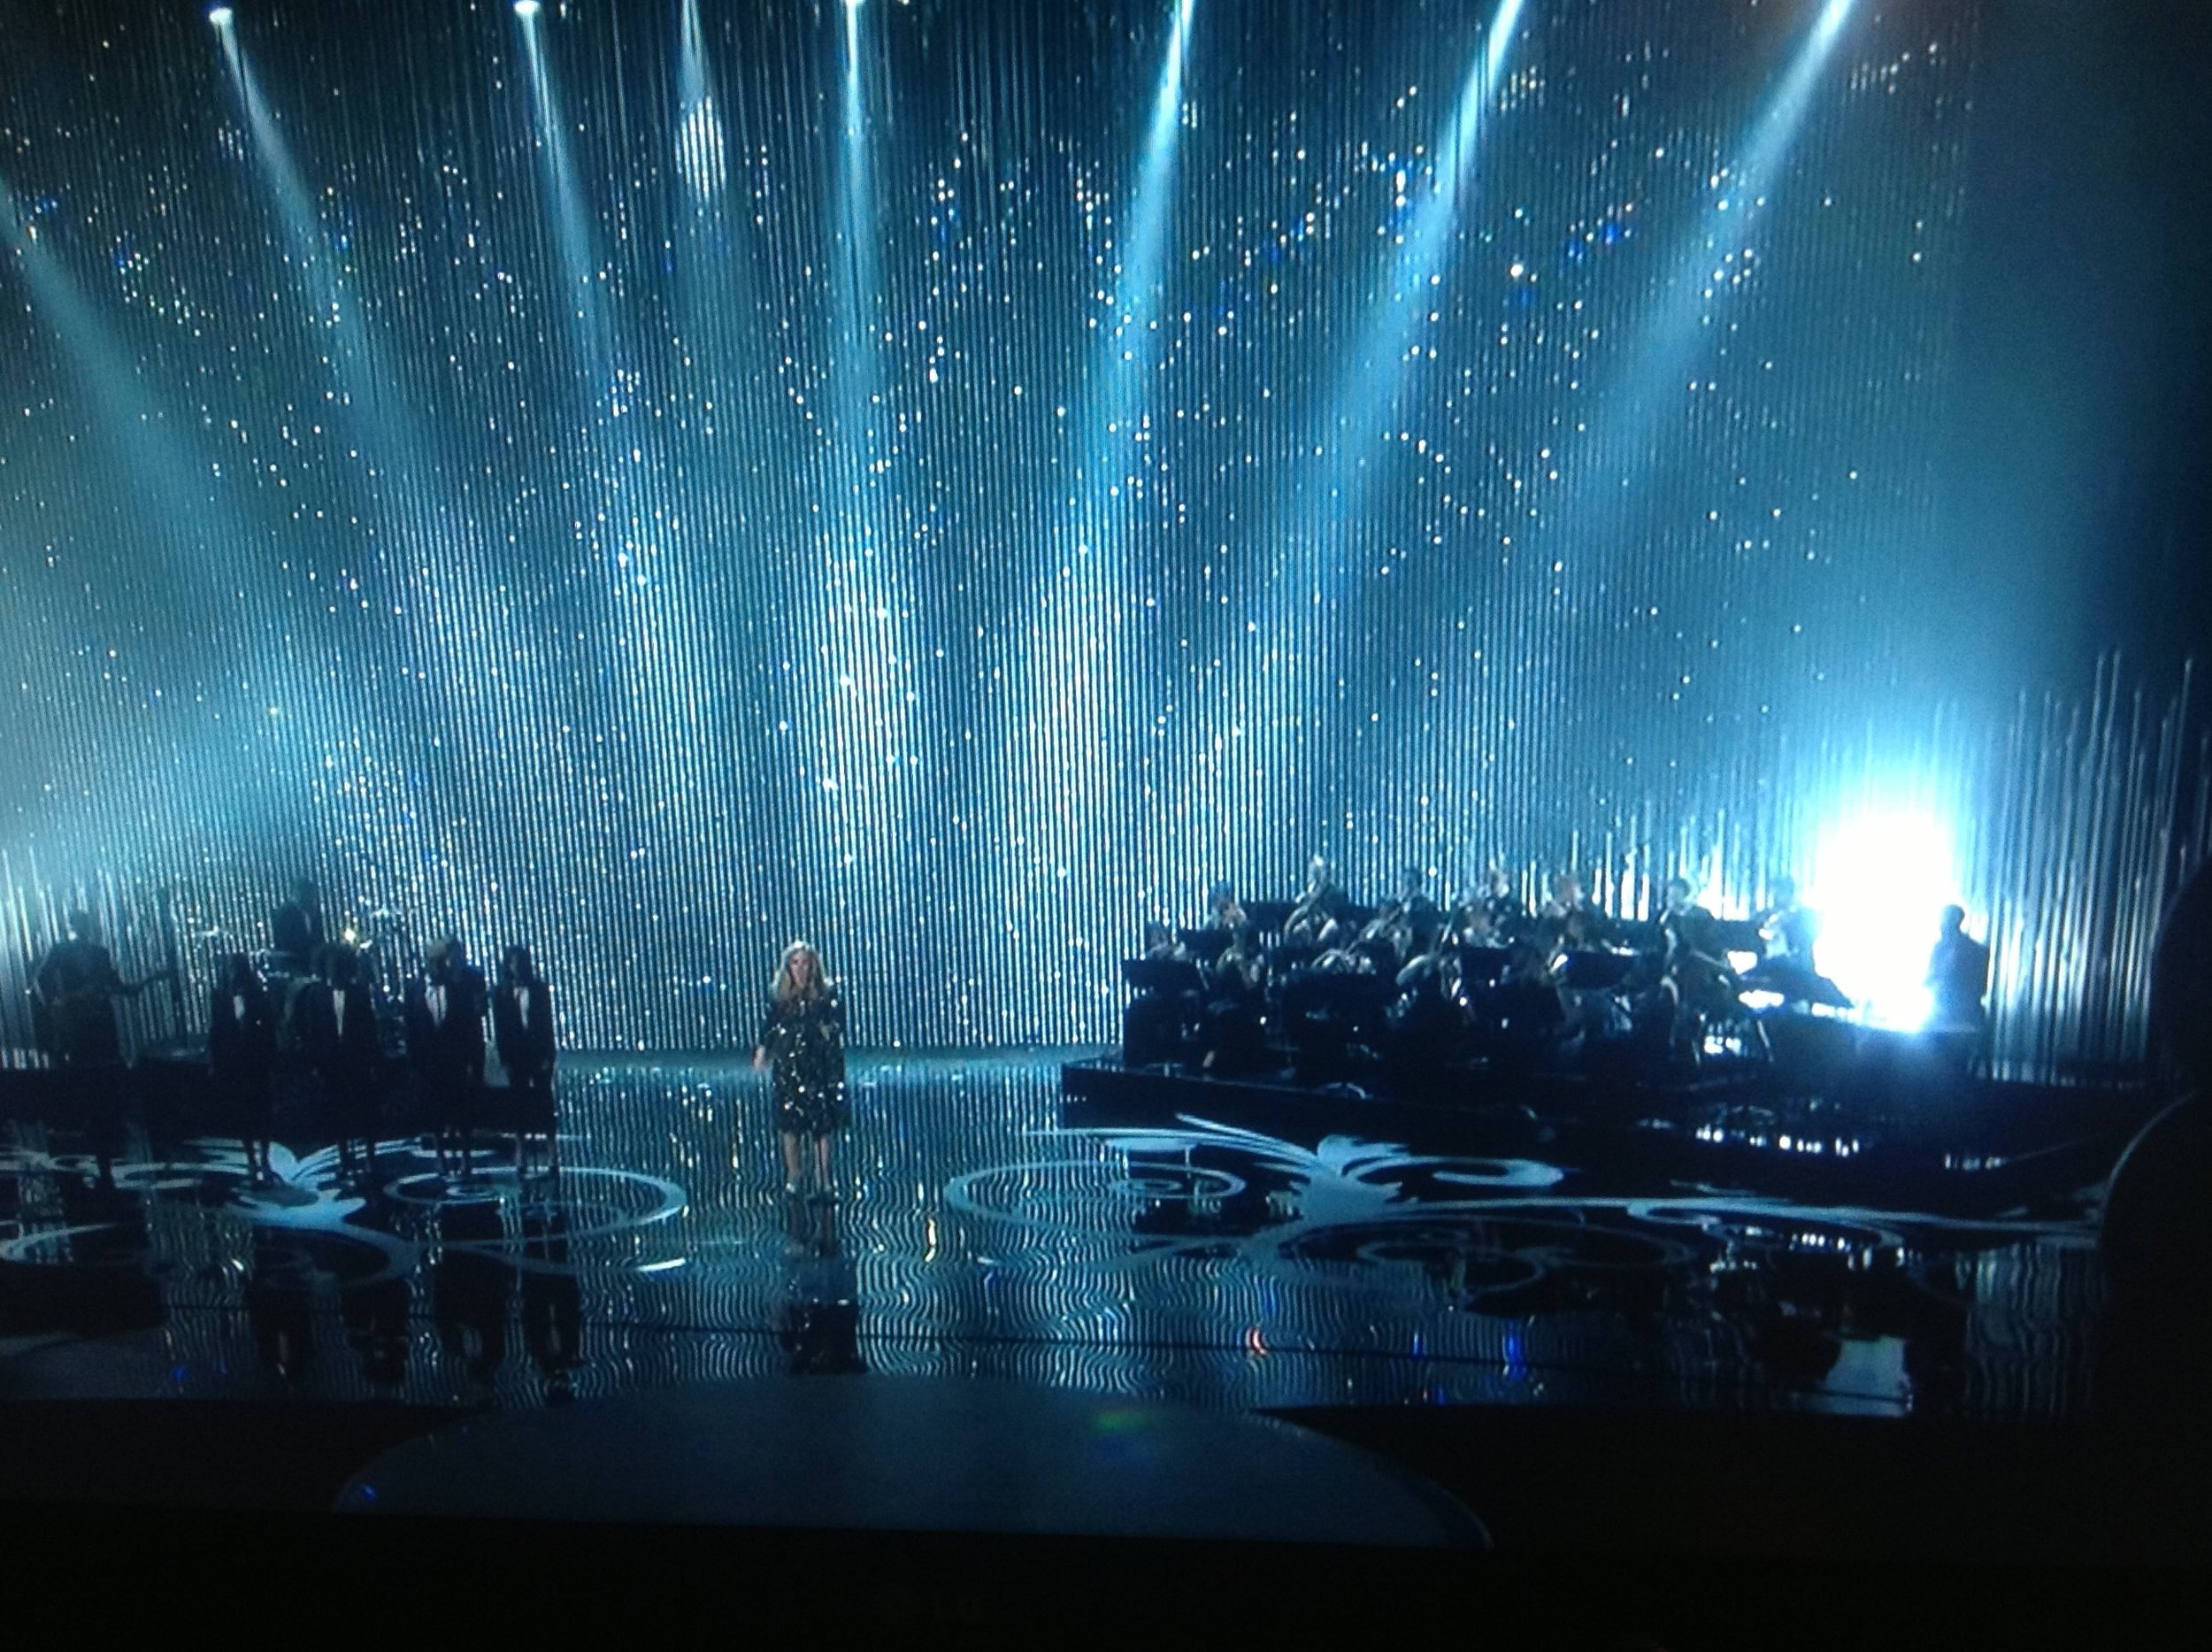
[207,5,234,25]
[514,0,541,17]
[1808,802,1959,1032]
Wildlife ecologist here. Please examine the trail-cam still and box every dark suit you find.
[296,980,385,1145]
[494,979,557,1139]
[209,984,279,1141]
[408,966,488,1147]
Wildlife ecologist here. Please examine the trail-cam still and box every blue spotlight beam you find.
[1184,0,1525,903]
[766,0,925,948]
[1586,0,1856,462]
[509,4,718,840]
[0,169,389,860]
[987,0,1196,990]
[211,12,591,913]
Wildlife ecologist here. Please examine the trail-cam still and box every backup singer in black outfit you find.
[407,939,488,1182]
[209,952,278,1181]
[753,941,847,1202]
[297,946,383,1179]
[494,944,558,1176]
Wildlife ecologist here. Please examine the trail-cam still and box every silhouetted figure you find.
[32,911,165,1185]
[407,938,488,1182]
[753,941,848,1202]
[1485,941,1568,1079]
[494,944,558,1177]
[208,951,278,1181]
[296,946,383,1181]
[1560,905,1606,953]
[1926,904,1990,1070]
[1202,879,1240,931]
[270,878,326,977]
[2100,864,2212,1455]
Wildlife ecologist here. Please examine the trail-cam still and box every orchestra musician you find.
[1200,922,1268,1077]
[208,951,279,1181]
[1448,899,1499,949]
[1481,865,1529,932]
[1285,856,1348,941]
[1659,876,1721,961]
[1755,876,1819,973]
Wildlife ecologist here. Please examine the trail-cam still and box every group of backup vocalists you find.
[27,879,851,1199]
[1124,857,1992,1094]
[205,882,556,1186]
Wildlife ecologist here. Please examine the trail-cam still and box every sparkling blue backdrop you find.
[0,1,2196,1056]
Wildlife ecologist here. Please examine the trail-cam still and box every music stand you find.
[1709,918,1765,956]
[1286,972,1392,1019]
[1123,957,1206,996]
[1455,946,1515,987]
[1559,949,1638,993]
[1740,960,1854,1009]
[1242,900,1294,936]
[1176,928,1234,965]
[1612,919,1665,954]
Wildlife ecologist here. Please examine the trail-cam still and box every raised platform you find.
[1060,1049,2161,1218]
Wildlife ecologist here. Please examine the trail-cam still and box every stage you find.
[0,1048,2121,1421]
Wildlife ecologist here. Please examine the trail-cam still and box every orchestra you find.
[1122,860,1883,1093]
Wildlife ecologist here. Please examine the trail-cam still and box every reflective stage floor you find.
[0,1050,2107,1420]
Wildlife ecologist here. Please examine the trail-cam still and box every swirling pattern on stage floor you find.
[0,1052,2101,1418]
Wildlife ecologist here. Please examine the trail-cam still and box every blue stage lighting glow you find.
[514,1,541,19]
[0,0,2196,1067]
[207,6,234,27]
[1808,802,1957,1032]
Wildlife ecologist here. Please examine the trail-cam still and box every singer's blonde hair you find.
[772,940,830,1004]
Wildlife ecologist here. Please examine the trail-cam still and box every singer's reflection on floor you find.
[777,1195,864,1376]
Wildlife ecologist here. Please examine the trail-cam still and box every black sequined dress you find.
[757,988,848,1136]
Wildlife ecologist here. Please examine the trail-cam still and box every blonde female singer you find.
[752,941,848,1200]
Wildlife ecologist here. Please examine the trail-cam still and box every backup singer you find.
[753,941,848,1202]
[407,939,488,1182]
[296,945,383,1180]
[209,952,279,1181]
[494,944,558,1177]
